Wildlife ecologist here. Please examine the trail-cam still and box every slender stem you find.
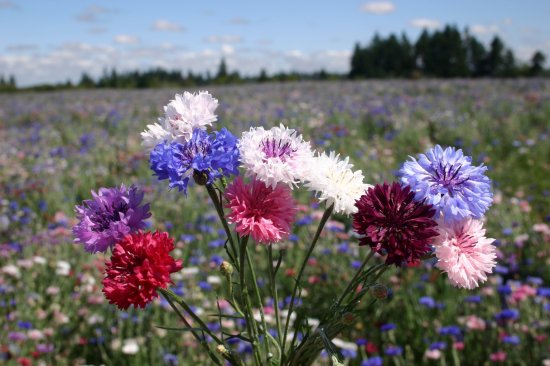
[206,184,239,271]
[239,236,263,366]
[245,244,271,358]
[281,204,334,363]
[268,245,283,347]
[159,289,223,366]
[336,250,374,306]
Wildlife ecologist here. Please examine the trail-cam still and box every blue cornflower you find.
[380,323,396,332]
[362,356,383,366]
[502,335,520,345]
[384,345,403,356]
[419,296,436,308]
[150,128,239,195]
[464,295,482,303]
[537,288,550,297]
[439,325,462,338]
[429,341,446,350]
[399,145,492,222]
[163,353,179,366]
[495,309,519,321]
[341,349,357,359]
[497,284,512,295]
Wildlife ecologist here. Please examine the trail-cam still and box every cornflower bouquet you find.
[72,91,496,365]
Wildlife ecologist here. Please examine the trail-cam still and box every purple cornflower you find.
[150,128,239,195]
[419,296,436,308]
[439,326,462,338]
[429,341,446,350]
[380,323,396,332]
[502,335,520,345]
[399,145,492,222]
[73,185,151,253]
[495,309,519,321]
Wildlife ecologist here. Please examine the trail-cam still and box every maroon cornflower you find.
[102,231,183,309]
[353,182,438,266]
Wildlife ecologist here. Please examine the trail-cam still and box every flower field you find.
[1,79,549,365]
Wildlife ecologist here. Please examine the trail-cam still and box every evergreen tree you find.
[530,51,546,76]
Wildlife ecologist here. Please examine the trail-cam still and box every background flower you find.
[73,185,151,253]
[225,177,296,244]
[102,231,183,309]
[399,145,492,222]
[434,218,496,289]
[353,182,438,266]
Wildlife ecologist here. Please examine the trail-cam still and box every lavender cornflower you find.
[73,185,151,253]
[150,128,239,195]
[399,145,492,222]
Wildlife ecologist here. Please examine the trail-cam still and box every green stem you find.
[245,244,271,359]
[159,289,223,366]
[239,236,263,366]
[336,250,374,306]
[206,184,239,271]
[268,245,283,347]
[281,204,334,363]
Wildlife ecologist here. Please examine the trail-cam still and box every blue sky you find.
[1,0,549,86]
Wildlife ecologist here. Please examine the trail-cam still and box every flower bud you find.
[193,171,208,186]
[220,261,233,277]
[370,284,388,299]
[341,312,355,325]
[216,344,230,356]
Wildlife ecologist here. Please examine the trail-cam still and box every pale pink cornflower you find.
[434,218,496,289]
[225,177,296,244]
[465,315,486,331]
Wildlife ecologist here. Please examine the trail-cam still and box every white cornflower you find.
[305,151,370,215]
[141,91,218,149]
[239,124,314,188]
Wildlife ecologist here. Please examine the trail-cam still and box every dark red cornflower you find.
[102,231,183,309]
[353,182,438,266]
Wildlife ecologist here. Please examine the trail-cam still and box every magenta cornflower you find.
[353,182,438,266]
[434,218,496,289]
[225,177,297,244]
[102,231,183,309]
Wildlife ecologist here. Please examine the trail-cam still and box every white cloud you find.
[470,24,500,35]
[114,34,139,44]
[152,19,184,32]
[204,34,243,44]
[410,18,441,30]
[360,1,395,14]
[221,45,235,55]
[76,5,114,23]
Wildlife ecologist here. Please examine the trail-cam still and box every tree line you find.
[350,25,546,78]
[1,24,548,92]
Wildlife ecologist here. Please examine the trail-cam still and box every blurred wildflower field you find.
[1,79,549,365]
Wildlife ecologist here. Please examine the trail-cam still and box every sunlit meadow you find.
[1,79,549,365]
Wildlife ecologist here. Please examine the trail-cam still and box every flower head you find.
[102,231,183,309]
[225,177,296,244]
[353,182,438,266]
[238,124,314,189]
[150,128,239,194]
[141,91,218,149]
[305,151,370,215]
[434,218,496,289]
[399,145,492,222]
[73,185,151,253]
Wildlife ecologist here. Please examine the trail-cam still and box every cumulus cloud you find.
[204,34,243,44]
[152,19,185,32]
[470,24,500,35]
[76,5,114,22]
[114,34,139,44]
[360,1,395,14]
[410,18,441,30]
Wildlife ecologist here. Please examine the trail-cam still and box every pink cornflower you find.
[434,218,496,289]
[490,350,507,362]
[225,177,296,244]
